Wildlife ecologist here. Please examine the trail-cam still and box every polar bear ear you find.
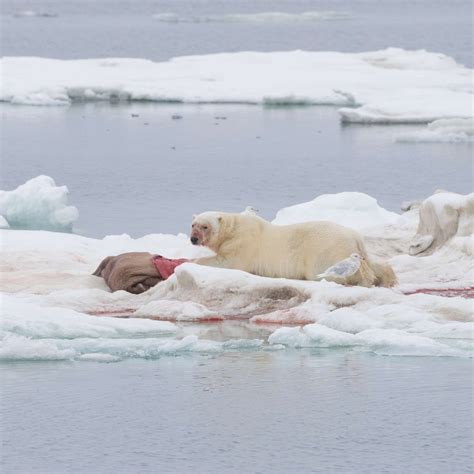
[192,214,197,220]
[218,216,223,223]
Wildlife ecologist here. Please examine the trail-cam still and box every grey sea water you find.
[1,1,473,473]
[2,352,473,474]
[1,103,473,237]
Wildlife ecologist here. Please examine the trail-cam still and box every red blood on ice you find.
[404,287,474,298]
[87,309,136,317]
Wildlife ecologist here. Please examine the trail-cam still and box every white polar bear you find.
[190,211,396,288]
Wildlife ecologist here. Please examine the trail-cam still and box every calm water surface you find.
[2,352,473,473]
[2,103,472,237]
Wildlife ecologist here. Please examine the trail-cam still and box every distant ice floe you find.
[152,11,350,23]
[396,118,474,143]
[1,177,473,361]
[0,176,78,232]
[13,10,58,18]
[1,48,472,123]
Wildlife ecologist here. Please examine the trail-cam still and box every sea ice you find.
[396,118,474,143]
[268,324,357,348]
[1,49,472,123]
[1,178,472,361]
[273,192,400,230]
[12,10,58,18]
[152,11,350,23]
[133,299,222,321]
[409,191,474,256]
[0,176,79,232]
[354,328,468,357]
[1,294,177,340]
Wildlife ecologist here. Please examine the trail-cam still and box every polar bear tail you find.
[369,260,397,287]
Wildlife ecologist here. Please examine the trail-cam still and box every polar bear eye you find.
[203,226,208,230]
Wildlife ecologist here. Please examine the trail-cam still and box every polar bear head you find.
[190,212,223,248]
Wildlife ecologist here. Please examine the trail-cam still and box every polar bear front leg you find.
[195,255,229,268]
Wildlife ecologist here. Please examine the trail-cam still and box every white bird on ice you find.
[317,253,363,280]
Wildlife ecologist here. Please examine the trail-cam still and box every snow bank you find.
[1,186,472,361]
[0,176,78,232]
[273,192,401,230]
[1,49,472,123]
[396,118,474,143]
[153,11,350,23]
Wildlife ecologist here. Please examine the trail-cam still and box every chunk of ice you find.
[0,176,78,232]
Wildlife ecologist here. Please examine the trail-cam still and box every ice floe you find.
[2,294,177,340]
[0,176,78,232]
[396,118,474,143]
[0,295,262,361]
[269,325,470,357]
[152,11,350,23]
[1,178,472,361]
[1,49,472,123]
[12,10,58,18]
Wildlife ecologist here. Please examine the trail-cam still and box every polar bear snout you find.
[190,228,203,245]
[190,223,207,246]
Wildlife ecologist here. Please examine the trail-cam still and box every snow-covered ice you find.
[409,191,474,256]
[134,300,222,321]
[1,177,472,361]
[0,175,78,232]
[1,49,472,123]
[273,192,401,230]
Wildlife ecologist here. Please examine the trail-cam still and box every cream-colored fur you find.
[191,211,396,287]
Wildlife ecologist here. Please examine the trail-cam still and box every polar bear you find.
[190,211,396,287]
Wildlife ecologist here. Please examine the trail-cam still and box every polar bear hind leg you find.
[345,260,377,287]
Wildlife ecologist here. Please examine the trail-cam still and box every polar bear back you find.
[256,220,368,279]
[204,212,368,280]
